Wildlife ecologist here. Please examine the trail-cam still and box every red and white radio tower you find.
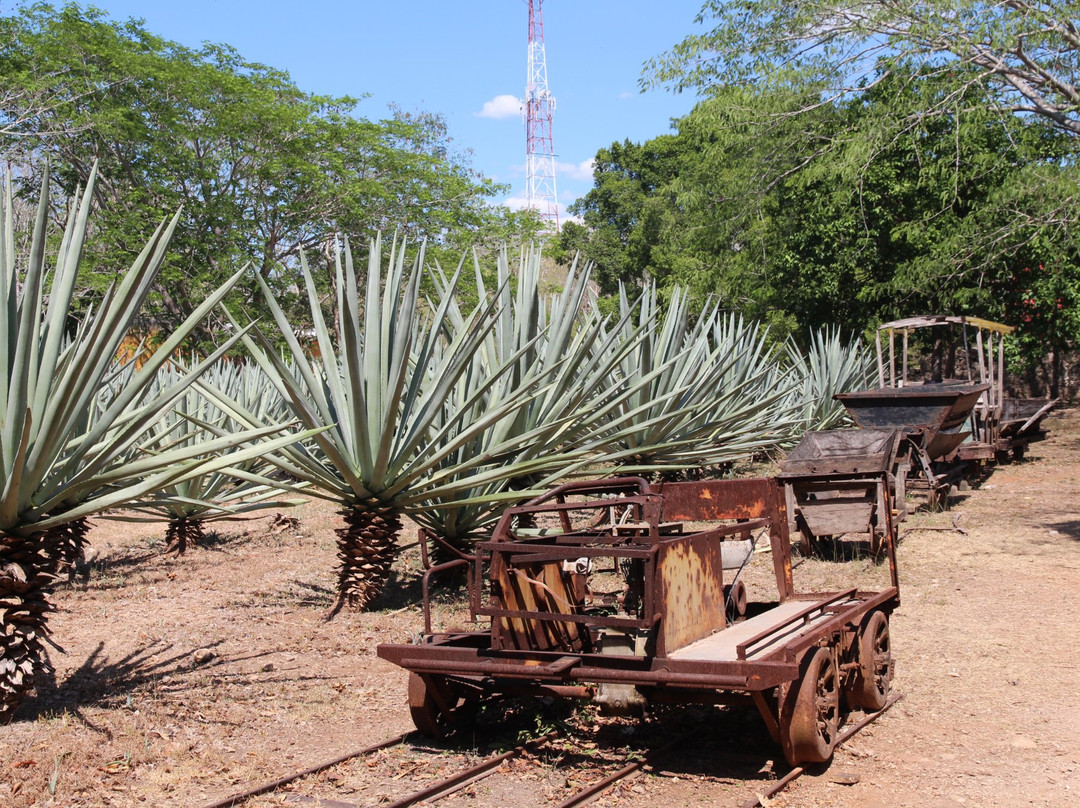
[525,0,559,229]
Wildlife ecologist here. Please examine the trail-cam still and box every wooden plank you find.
[800,500,873,536]
[668,600,830,663]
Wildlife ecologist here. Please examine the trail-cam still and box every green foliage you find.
[226,237,565,515]
[783,329,871,433]
[111,360,304,531]
[563,64,1080,375]
[645,1,1080,137]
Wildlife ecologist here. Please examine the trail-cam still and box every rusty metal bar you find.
[400,654,581,678]
[197,732,409,808]
[736,589,858,660]
[656,478,773,521]
[493,545,657,563]
[569,664,792,689]
[477,607,649,630]
[379,732,559,808]
[422,558,471,635]
[517,477,653,507]
[775,590,898,661]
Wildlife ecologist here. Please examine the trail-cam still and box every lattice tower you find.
[525,0,559,228]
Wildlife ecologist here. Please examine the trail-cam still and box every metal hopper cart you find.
[835,383,989,506]
[378,476,899,766]
[871,315,1057,465]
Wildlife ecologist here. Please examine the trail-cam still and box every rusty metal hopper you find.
[834,383,988,460]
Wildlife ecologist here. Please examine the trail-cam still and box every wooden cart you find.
[872,315,1057,464]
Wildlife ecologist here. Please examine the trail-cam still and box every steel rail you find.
[197,732,410,808]
[553,733,689,808]
[378,731,557,808]
[200,693,900,808]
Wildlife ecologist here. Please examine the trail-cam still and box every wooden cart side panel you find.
[656,535,726,657]
[490,553,587,653]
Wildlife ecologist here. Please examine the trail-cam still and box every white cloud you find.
[619,91,635,100]
[501,195,578,225]
[477,94,522,119]
[555,158,596,182]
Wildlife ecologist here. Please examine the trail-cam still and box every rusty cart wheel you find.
[781,646,840,765]
[850,610,892,711]
[407,673,476,739]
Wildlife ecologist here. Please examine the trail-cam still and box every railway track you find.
[197,696,900,808]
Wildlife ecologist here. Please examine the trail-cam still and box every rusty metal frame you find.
[378,473,900,750]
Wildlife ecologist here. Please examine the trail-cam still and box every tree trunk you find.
[328,505,402,617]
[166,518,206,555]
[0,519,89,723]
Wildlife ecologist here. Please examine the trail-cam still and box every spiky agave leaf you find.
[412,246,645,548]
[587,286,802,475]
[108,359,305,554]
[783,327,871,434]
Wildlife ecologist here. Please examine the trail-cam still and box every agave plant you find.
[109,360,303,554]
[0,168,303,721]
[587,284,799,474]
[784,328,871,434]
[412,246,646,550]
[226,236,574,612]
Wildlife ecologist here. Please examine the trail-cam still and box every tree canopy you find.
[0,2,542,345]
[646,1,1080,137]
[555,1,1080,394]
[560,62,1080,392]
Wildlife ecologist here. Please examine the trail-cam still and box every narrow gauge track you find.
[198,696,899,808]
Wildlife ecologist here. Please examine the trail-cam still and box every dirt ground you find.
[1,410,1078,808]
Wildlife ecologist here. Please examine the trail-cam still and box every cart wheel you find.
[850,611,892,711]
[407,673,475,739]
[781,647,840,765]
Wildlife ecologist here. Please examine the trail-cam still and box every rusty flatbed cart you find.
[377,476,899,767]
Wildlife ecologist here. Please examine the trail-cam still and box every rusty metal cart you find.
[834,383,988,506]
[377,476,899,767]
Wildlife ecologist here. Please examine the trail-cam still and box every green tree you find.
[557,136,686,296]
[641,0,1080,359]
[646,1,1080,137]
[565,67,1080,351]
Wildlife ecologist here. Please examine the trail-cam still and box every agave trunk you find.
[165,518,206,556]
[329,505,402,615]
[0,529,60,723]
[46,518,92,578]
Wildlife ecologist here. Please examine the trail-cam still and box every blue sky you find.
[76,0,708,222]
